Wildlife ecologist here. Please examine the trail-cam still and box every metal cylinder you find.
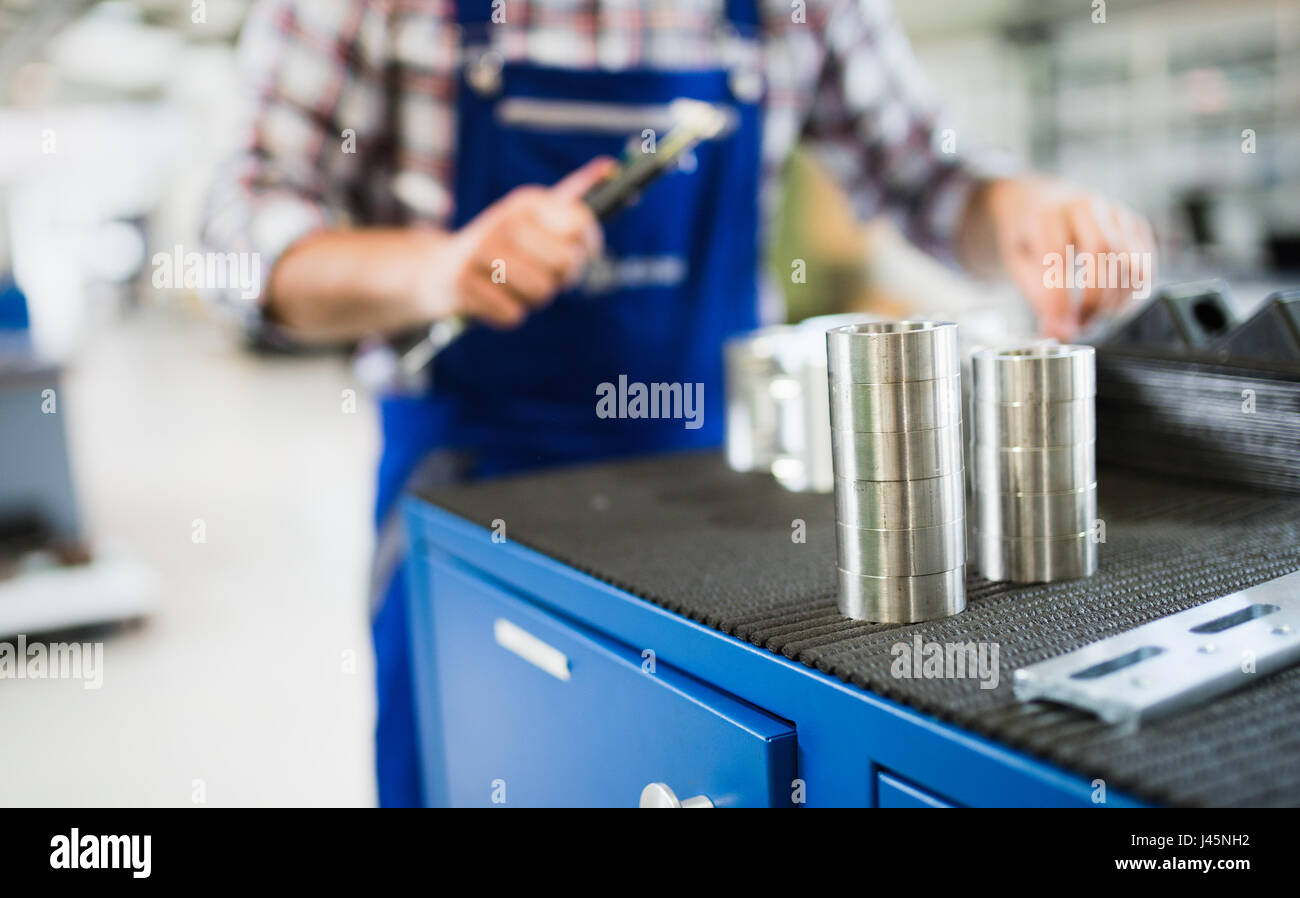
[828,378,963,432]
[972,397,1095,447]
[723,325,806,476]
[975,483,1098,537]
[827,321,966,622]
[830,426,964,482]
[973,443,1095,493]
[837,567,966,624]
[971,345,1098,583]
[832,473,964,530]
[975,531,1098,582]
[723,315,883,494]
[835,520,967,577]
[826,322,963,383]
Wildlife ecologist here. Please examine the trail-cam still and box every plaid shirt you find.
[203,0,1008,323]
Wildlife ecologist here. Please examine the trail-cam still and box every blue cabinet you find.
[412,556,797,808]
[405,501,1146,808]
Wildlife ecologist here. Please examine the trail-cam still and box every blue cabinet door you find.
[412,557,797,808]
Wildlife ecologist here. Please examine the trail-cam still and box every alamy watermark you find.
[891,635,1000,690]
[1042,244,1152,301]
[596,374,703,430]
[152,245,261,301]
[50,828,150,878]
[0,635,103,689]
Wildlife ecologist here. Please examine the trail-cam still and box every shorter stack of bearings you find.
[971,345,1098,582]
[827,322,966,623]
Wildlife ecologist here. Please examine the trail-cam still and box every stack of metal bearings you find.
[971,345,1098,582]
[827,322,966,623]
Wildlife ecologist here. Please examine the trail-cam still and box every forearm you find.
[267,228,449,343]
[955,179,1006,279]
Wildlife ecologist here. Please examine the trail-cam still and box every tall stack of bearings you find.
[826,322,967,623]
[971,345,1098,582]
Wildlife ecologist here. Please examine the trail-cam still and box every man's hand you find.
[267,157,615,343]
[415,157,616,329]
[963,177,1157,340]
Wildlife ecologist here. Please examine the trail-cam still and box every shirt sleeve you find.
[200,0,391,333]
[802,0,1017,261]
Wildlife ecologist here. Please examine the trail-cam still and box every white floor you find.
[0,304,379,807]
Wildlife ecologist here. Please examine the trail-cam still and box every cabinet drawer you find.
[877,771,956,808]
[414,557,797,808]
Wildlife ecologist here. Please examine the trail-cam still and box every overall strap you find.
[724,0,761,30]
[455,0,761,29]
[454,0,493,27]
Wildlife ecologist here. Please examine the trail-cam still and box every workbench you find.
[403,451,1300,807]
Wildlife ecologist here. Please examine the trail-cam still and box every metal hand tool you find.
[396,99,732,380]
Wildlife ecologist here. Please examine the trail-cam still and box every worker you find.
[203,0,1156,807]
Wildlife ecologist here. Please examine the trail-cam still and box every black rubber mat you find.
[417,451,1300,807]
[1096,350,1300,494]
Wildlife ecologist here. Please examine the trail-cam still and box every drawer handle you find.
[639,783,714,808]
[493,618,571,681]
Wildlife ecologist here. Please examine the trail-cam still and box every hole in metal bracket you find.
[1188,603,1280,635]
[1070,646,1165,680]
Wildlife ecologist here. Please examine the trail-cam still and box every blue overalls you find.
[372,0,765,807]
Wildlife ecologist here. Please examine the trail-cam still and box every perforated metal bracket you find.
[1013,568,1300,728]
